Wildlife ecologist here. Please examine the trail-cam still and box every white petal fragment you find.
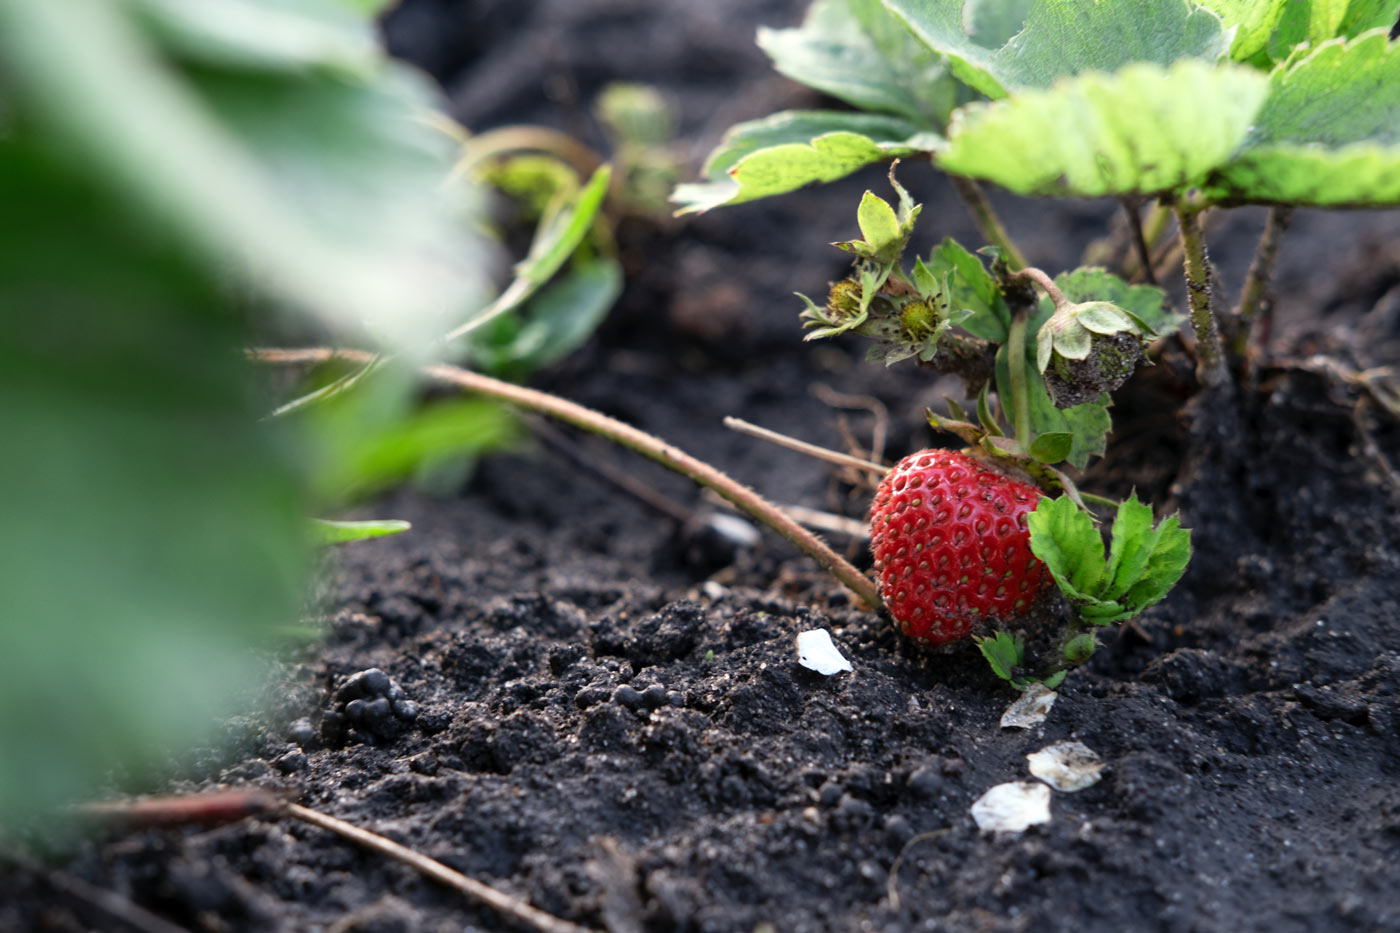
[795,629,852,675]
[970,781,1052,834]
[1027,741,1105,792]
[1000,683,1057,729]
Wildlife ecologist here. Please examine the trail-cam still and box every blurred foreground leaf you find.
[0,0,494,827]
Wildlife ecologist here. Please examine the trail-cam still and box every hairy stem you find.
[1172,202,1229,388]
[1007,310,1032,447]
[251,348,881,608]
[1230,205,1293,358]
[948,175,1027,271]
[1008,267,1067,309]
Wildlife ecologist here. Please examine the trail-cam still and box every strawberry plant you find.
[675,0,1400,686]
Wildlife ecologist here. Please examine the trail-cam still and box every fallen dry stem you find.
[284,803,597,933]
[722,416,887,474]
[251,348,881,608]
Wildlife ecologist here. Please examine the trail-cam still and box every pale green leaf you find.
[883,0,1231,99]
[757,0,956,126]
[1211,32,1400,206]
[672,110,939,213]
[857,191,903,258]
[940,59,1269,198]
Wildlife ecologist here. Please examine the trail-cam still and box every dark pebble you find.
[905,767,942,798]
[392,699,420,720]
[834,794,875,830]
[884,814,913,846]
[338,668,391,702]
[666,690,685,708]
[288,718,317,748]
[361,697,393,727]
[344,699,367,722]
[613,685,644,709]
[819,781,843,807]
[273,751,307,774]
[574,686,609,710]
[409,754,439,776]
[641,684,669,708]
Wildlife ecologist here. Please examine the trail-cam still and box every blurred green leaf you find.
[757,0,956,126]
[940,60,1268,198]
[1209,32,1400,206]
[311,518,412,545]
[0,0,487,355]
[467,256,624,378]
[0,147,311,828]
[447,164,612,341]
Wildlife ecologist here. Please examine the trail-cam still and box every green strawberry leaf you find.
[1027,495,1106,599]
[1209,32,1400,207]
[1028,432,1074,464]
[1102,494,1160,595]
[311,518,411,545]
[883,0,1231,99]
[1120,513,1192,613]
[757,0,958,127]
[1194,0,1289,60]
[672,110,939,213]
[923,237,1011,342]
[1029,494,1192,626]
[939,59,1269,199]
[975,630,1026,683]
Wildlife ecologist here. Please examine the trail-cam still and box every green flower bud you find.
[1035,300,1149,408]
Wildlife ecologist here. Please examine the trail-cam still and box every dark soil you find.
[6,2,1400,931]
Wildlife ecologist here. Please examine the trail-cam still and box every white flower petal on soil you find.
[795,629,852,675]
[970,782,1052,834]
[1027,741,1105,792]
[1000,683,1057,729]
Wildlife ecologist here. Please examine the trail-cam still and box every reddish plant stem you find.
[250,348,881,608]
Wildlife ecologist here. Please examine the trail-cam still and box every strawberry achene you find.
[869,449,1048,644]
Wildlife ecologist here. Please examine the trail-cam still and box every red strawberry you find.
[869,449,1048,644]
